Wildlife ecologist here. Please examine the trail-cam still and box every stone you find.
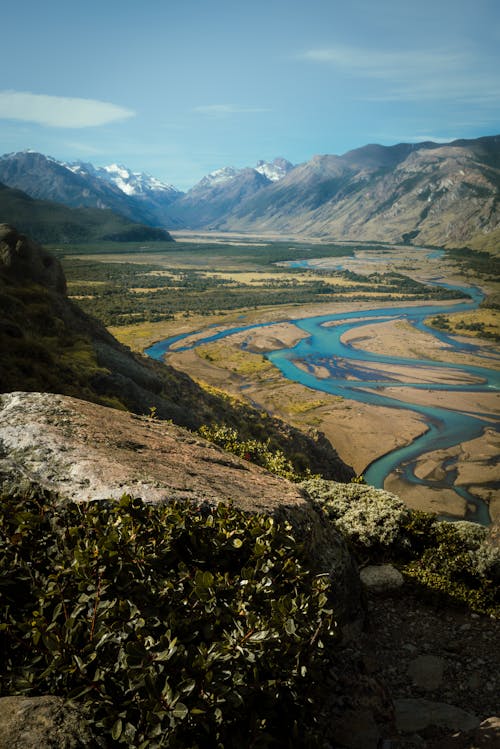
[0,696,97,748]
[394,698,480,734]
[360,564,404,593]
[407,654,445,690]
[433,716,500,749]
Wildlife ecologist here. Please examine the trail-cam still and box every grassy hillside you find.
[0,183,173,244]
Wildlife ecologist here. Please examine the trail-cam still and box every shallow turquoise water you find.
[146,282,499,523]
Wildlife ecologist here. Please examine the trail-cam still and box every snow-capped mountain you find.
[196,167,241,189]
[196,159,294,190]
[0,151,184,229]
[67,162,180,198]
[255,157,294,182]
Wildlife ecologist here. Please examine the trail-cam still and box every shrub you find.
[199,423,311,482]
[301,478,411,555]
[403,520,500,615]
[0,489,337,747]
[301,479,499,617]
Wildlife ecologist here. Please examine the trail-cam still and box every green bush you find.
[199,423,312,482]
[0,490,337,747]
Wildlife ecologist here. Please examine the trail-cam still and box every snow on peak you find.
[99,163,179,196]
[194,159,294,191]
[65,160,180,196]
[255,158,294,182]
[199,167,239,187]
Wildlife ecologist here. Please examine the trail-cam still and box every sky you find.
[1,0,499,190]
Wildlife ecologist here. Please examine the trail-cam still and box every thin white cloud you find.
[0,91,135,128]
[194,104,270,116]
[300,44,500,104]
[301,45,463,78]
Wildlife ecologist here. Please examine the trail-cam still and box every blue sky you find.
[1,0,499,190]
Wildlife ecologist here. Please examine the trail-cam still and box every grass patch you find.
[427,309,500,342]
[286,399,330,415]
[196,343,275,377]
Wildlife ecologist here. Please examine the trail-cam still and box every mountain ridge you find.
[209,136,500,249]
[0,137,499,248]
[0,151,184,230]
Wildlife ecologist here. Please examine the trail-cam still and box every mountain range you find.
[0,151,183,232]
[1,137,499,249]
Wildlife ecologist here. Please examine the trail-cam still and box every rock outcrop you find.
[0,390,364,632]
[0,391,306,512]
[0,223,66,293]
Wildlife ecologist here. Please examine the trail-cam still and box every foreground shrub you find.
[0,490,337,747]
[301,478,499,617]
[402,518,500,615]
[301,478,411,555]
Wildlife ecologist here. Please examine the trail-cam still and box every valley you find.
[57,234,500,525]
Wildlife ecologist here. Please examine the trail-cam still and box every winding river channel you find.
[146,266,499,524]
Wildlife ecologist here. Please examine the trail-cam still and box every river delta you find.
[144,243,499,525]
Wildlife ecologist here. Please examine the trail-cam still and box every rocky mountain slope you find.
[163,157,294,227]
[0,225,498,748]
[170,167,273,227]
[0,224,351,481]
[0,151,184,229]
[0,182,173,244]
[211,137,500,250]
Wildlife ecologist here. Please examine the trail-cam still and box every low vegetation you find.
[428,309,500,342]
[0,490,337,748]
[1,474,498,747]
[199,423,313,481]
[0,282,110,401]
[58,243,468,327]
[303,478,500,617]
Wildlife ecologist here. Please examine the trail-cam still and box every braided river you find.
[146,270,499,524]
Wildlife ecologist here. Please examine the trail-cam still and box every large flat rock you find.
[0,391,306,513]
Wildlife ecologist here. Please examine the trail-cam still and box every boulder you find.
[360,564,404,593]
[394,698,480,734]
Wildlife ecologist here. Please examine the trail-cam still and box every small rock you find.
[473,717,500,747]
[360,564,404,593]
[394,698,480,734]
[402,643,418,653]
